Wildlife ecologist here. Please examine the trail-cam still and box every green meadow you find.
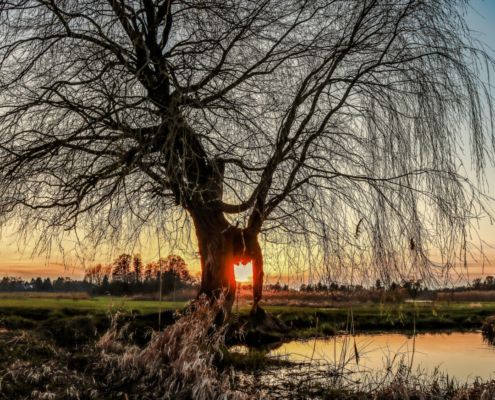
[0,294,183,314]
[1,293,493,341]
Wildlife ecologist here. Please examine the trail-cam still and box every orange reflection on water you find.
[271,332,495,383]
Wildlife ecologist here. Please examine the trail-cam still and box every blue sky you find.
[459,0,495,279]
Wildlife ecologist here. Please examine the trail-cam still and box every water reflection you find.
[270,332,495,383]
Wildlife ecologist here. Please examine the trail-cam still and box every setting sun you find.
[234,262,253,283]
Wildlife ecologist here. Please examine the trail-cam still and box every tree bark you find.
[190,208,236,324]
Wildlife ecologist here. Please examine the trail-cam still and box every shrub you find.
[482,315,495,337]
[45,316,97,346]
[3,316,37,330]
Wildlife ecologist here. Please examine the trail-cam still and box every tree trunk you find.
[190,208,237,324]
[245,233,290,332]
[190,208,288,332]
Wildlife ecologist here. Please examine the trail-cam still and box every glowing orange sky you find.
[1,222,494,283]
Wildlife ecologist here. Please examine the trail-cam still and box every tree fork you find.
[190,208,288,331]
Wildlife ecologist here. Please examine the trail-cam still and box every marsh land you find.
[2,293,495,399]
[0,293,492,339]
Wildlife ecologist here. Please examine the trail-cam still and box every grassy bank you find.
[259,301,494,334]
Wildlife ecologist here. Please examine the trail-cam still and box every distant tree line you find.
[263,278,426,299]
[471,276,495,291]
[0,254,196,296]
[0,276,91,293]
[84,253,196,296]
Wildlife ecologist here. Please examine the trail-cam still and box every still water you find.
[269,332,495,383]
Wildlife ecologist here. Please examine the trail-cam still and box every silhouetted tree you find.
[41,278,53,292]
[163,255,191,282]
[144,262,156,281]
[133,254,143,283]
[0,277,10,292]
[473,278,483,291]
[1,1,494,329]
[33,278,43,292]
[101,275,110,294]
[85,264,111,286]
[271,282,282,292]
[485,276,495,290]
[403,278,423,300]
[53,277,65,292]
[112,254,132,284]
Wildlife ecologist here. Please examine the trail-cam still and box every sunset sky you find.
[1,0,495,284]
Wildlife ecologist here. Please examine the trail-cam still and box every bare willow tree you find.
[0,0,494,328]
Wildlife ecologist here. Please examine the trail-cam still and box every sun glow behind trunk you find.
[234,262,253,283]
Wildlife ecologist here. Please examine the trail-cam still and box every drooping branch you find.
[0,0,493,289]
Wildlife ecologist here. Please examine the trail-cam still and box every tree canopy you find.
[0,0,494,295]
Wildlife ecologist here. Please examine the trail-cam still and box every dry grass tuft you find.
[95,294,254,399]
[0,294,258,399]
[482,315,495,337]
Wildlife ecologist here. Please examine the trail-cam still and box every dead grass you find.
[435,291,495,302]
[239,288,399,307]
[0,292,91,300]
[0,294,257,400]
[98,294,259,398]
[128,288,197,302]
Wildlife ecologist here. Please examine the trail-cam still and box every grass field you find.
[1,293,494,344]
[0,293,185,314]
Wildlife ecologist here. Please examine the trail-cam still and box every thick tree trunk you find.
[190,208,237,324]
[190,208,288,332]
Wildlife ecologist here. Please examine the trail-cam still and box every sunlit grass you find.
[0,294,185,314]
[2,294,495,339]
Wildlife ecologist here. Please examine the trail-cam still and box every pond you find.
[269,332,495,383]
